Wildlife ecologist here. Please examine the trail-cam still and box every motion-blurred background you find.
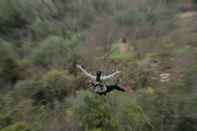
[0,0,197,131]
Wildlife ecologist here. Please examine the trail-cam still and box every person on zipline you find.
[77,64,127,95]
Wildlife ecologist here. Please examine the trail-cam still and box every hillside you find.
[0,0,197,131]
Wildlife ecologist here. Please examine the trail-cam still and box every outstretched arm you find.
[76,64,96,80]
[101,70,121,80]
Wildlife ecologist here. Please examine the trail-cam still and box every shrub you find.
[68,91,147,131]
[27,69,76,105]
[42,69,76,100]
[114,0,175,27]
[0,114,12,130]
[14,80,44,100]
[68,92,119,131]
[14,69,77,106]
[31,36,69,68]
[31,35,80,69]
[184,64,197,92]
[0,40,19,83]
[114,9,147,26]
[0,0,27,35]
[0,122,30,131]
[31,18,63,40]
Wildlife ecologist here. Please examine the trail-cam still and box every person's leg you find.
[113,85,126,92]
[106,85,126,93]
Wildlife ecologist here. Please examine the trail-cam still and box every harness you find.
[91,81,107,93]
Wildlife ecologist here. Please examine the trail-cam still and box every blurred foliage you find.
[0,114,12,130]
[0,40,19,83]
[0,0,27,36]
[0,122,30,131]
[31,35,80,69]
[0,0,197,131]
[67,91,150,131]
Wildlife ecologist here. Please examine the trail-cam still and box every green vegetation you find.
[0,0,197,131]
